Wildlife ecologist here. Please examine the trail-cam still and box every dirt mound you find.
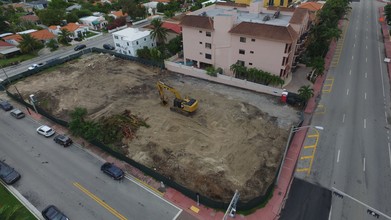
[11,53,294,202]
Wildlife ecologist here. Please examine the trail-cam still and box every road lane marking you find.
[342,114,345,123]
[352,56,354,60]
[304,145,315,149]
[349,70,351,75]
[329,205,332,220]
[354,43,355,47]
[363,157,366,172]
[332,187,391,219]
[73,182,127,220]
[346,89,349,95]
[365,72,367,78]
[364,119,366,128]
[366,57,367,63]
[366,45,368,49]
[364,93,366,100]
[337,150,340,163]
[389,143,391,168]
[296,168,309,172]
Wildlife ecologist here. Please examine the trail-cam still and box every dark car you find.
[10,108,25,119]
[0,100,13,111]
[42,205,69,220]
[54,134,73,147]
[74,44,86,51]
[0,161,21,185]
[101,162,125,180]
[103,44,115,50]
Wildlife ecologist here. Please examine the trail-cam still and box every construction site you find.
[9,53,299,202]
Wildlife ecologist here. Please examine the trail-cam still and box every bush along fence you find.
[1,49,276,211]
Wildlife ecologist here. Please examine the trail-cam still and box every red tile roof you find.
[162,22,181,34]
[111,10,127,17]
[30,29,55,40]
[229,22,298,43]
[3,34,22,42]
[61,23,85,32]
[180,15,214,30]
[49,25,58,30]
[299,2,323,11]
[0,41,14,47]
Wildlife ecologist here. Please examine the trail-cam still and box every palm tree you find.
[58,29,72,45]
[150,18,168,45]
[18,34,42,54]
[308,56,325,81]
[298,85,314,104]
[230,63,247,79]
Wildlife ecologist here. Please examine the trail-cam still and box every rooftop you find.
[113,28,151,41]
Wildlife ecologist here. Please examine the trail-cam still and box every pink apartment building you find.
[180,2,311,79]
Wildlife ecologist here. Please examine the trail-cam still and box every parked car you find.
[74,44,86,51]
[0,161,21,185]
[42,205,69,220]
[10,108,25,119]
[103,44,115,50]
[101,162,125,180]
[37,125,55,137]
[0,100,13,111]
[54,134,73,147]
[27,63,44,70]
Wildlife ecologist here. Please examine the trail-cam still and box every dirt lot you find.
[10,53,299,202]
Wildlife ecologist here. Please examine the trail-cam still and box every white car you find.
[37,125,55,137]
[28,63,44,70]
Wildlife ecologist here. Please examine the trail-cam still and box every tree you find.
[36,8,65,26]
[46,39,59,51]
[58,29,72,45]
[308,56,325,80]
[150,18,168,45]
[18,34,43,54]
[166,35,182,55]
[119,0,145,20]
[66,12,80,23]
[298,85,314,103]
[230,63,247,78]
[137,46,151,59]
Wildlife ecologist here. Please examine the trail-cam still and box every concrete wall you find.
[165,60,284,96]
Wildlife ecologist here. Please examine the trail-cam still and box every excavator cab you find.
[157,81,198,115]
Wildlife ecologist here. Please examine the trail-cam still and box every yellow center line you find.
[296,168,309,172]
[73,182,127,220]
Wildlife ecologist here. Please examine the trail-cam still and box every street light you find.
[276,125,324,185]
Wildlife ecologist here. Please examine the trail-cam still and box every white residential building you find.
[112,28,156,57]
[79,16,107,30]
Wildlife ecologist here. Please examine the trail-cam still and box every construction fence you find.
[1,48,277,211]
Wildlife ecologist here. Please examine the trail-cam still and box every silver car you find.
[37,125,55,137]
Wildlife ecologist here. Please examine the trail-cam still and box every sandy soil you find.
[10,53,299,202]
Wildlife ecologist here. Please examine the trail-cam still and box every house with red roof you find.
[2,29,55,45]
[49,23,89,39]
[109,10,128,19]
[0,41,20,58]
[20,15,41,25]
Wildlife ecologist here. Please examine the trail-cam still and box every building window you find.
[152,43,154,47]
[250,51,254,54]
[205,43,211,49]
[284,43,292,53]
[127,42,129,46]
[240,37,246,43]
[114,36,118,39]
[280,0,284,6]
[282,57,287,66]
[205,53,212,59]
[239,49,245,55]
[199,30,202,33]
[199,42,203,44]
[128,50,131,54]
[206,31,211,37]
[251,39,255,42]
[116,43,120,47]
[237,60,245,66]
[136,41,139,45]
[144,38,146,41]
[249,63,253,65]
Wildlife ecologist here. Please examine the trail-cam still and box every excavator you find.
[156,81,199,116]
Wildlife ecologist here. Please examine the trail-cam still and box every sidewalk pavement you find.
[4,13,355,220]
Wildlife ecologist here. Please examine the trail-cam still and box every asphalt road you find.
[296,0,391,219]
[0,110,181,220]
